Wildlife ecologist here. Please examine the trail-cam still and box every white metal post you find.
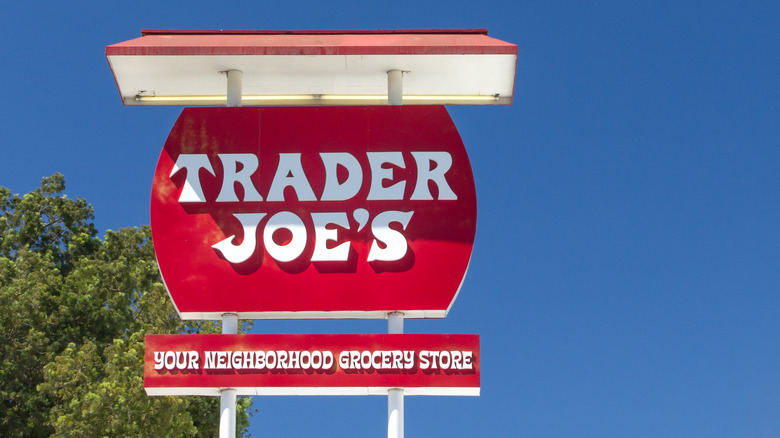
[220,313,238,438]
[219,69,241,437]
[388,69,403,106]
[388,312,404,334]
[388,312,404,438]
[222,313,238,334]
[387,68,404,436]
[227,70,243,107]
[219,386,237,438]
[388,389,404,438]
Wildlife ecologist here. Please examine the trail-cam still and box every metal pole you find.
[388,70,403,106]
[219,70,241,437]
[219,313,238,438]
[227,70,243,107]
[386,68,404,435]
[388,312,404,438]
[219,385,237,438]
[388,312,404,334]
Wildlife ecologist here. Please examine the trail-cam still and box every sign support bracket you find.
[388,69,403,106]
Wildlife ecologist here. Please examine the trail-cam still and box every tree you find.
[0,174,252,437]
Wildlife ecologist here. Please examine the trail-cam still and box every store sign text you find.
[170,151,456,265]
[144,334,480,396]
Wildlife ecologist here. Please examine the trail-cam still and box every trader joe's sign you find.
[144,334,480,396]
[150,106,476,319]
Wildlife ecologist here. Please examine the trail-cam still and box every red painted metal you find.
[140,29,490,36]
[150,106,476,319]
[144,334,480,395]
[106,30,517,56]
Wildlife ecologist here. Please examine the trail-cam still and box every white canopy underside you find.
[108,54,516,105]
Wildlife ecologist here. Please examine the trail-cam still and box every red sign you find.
[151,106,476,319]
[144,334,479,396]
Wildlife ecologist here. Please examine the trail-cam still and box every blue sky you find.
[2,1,779,436]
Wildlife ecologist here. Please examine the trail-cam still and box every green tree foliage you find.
[0,174,252,437]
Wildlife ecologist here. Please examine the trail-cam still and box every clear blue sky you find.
[3,1,779,436]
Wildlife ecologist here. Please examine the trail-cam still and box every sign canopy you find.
[106,29,517,106]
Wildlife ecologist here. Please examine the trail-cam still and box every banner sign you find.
[150,106,477,320]
[144,334,479,396]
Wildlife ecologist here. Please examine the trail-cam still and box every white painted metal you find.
[226,70,243,107]
[178,308,449,321]
[220,313,238,438]
[388,388,404,438]
[388,311,404,438]
[387,70,403,105]
[388,312,404,334]
[219,387,237,438]
[107,54,516,105]
[222,313,239,335]
[145,385,480,397]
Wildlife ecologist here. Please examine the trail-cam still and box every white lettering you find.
[231,352,243,369]
[217,154,263,202]
[277,351,289,369]
[217,351,228,369]
[288,351,300,369]
[320,152,362,201]
[463,351,473,370]
[311,212,351,262]
[300,351,311,369]
[211,213,266,264]
[322,351,334,370]
[311,351,322,369]
[411,151,456,200]
[188,351,199,369]
[266,351,277,369]
[267,153,316,201]
[392,350,403,369]
[403,350,414,369]
[243,351,254,369]
[154,351,164,370]
[451,351,462,369]
[205,351,216,369]
[164,351,176,370]
[170,154,215,202]
[419,351,430,370]
[263,212,306,262]
[255,351,265,369]
[176,351,187,369]
[439,350,451,369]
[417,350,473,370]
[367,211,414,262]
[367,152,406,200]
[339,351,350,369]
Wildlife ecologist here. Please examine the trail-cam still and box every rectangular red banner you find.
[144,334,480,396]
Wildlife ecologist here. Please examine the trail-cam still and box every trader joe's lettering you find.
[169,151,456,265]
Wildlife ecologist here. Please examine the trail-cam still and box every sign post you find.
[220,68,243,438]
[106,29,517,437]
[387,67,404,436]
[388,312,404,438]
